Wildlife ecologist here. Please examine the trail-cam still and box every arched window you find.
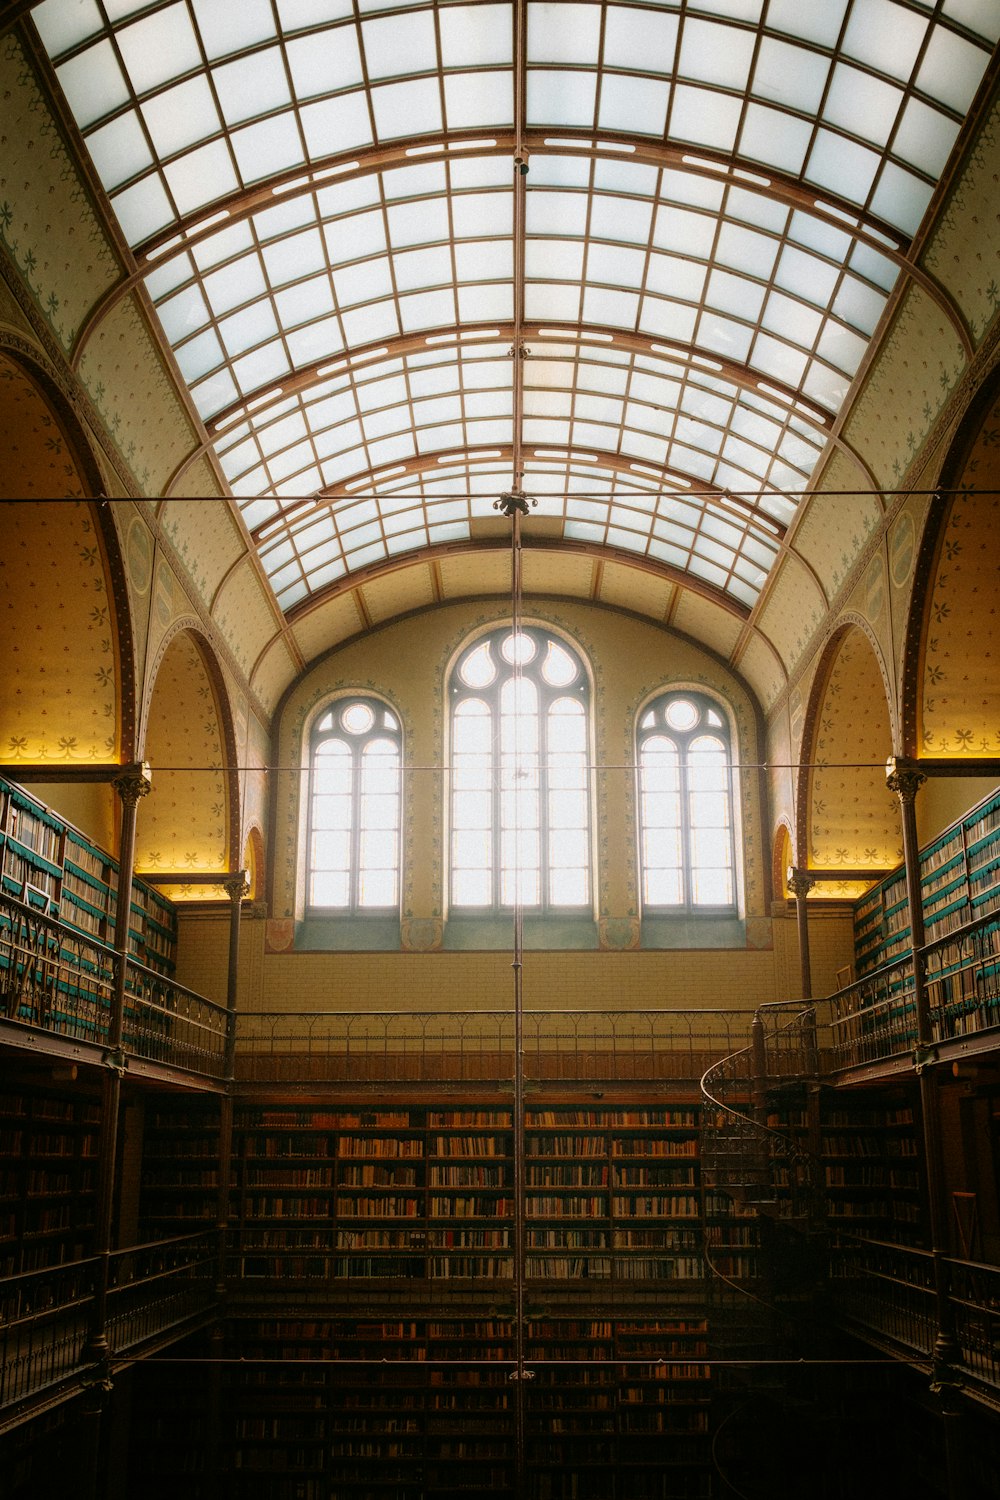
[637,692,736,912]
[450,627,591,911]
[308,698,402,911]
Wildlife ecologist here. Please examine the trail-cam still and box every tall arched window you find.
[637,692,736,912]
[450,627,591,911]
[308,698,402,910]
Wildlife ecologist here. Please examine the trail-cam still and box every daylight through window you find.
[309,698,401,910]
[451,628,591,911]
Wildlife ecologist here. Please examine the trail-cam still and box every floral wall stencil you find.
[0,499,117,760]
[0,355,86,499]
[139,631,228,887]
[808,627,901,871]
[922,477,1000,755]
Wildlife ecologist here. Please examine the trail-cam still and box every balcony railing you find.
[0,893,228,1079]
[0,1232,217,1415]
[824,911,1000,1072]
[830,1236,1000,1399]
[232,1007,761,1084]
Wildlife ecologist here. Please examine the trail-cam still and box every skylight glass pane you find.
[440,4,512,66]
[165,140,240,213]
[142,76,221,156]
[214,48,292,126]
[116,4,201,94]
[57,41,129,129]
[193,0,278,58]
[33,0,103,54]
[287,28,364,96]
[87,112,152,190]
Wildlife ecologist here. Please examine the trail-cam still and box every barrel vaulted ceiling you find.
[20,0,1000,702]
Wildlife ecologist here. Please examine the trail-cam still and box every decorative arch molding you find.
[0,497,129,765]
[0,339,106,500]
[242,824,265,903]
[772,820,793,903]
[902,368,1000,757]
[140,622,242,877]
[797,616,900,874]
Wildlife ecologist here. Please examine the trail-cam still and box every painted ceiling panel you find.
[31,0,998,630]
[597,560,673,620]
[671,591,744,660]
[792,475,881,600]
[360,562,437,623]
[211,556,281,678]
[733,630,787,714]
[755,553,829,672]
[249,633,302,716]
[159,496,246,606]
[437,551,511,598]
[289,591,366,660]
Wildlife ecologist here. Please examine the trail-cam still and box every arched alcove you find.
[910,394,1000,759]
[803,624,901,879]
[0,351,103,500]
[772,824,792,902]
[243,826,264,902]
[138,629,235,890]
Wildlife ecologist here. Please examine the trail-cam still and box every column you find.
[886,758,963,1498]
[786,867,815,999]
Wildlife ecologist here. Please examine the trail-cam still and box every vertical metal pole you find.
[509,500,528,1495]
[87,766,151,1368]
[786,867,815,999]
[887,758,963,1498]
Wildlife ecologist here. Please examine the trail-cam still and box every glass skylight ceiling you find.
[34,0,999,613]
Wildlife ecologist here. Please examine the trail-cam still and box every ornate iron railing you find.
[0,1232,216,1414]
[830,1236,1000,1398]
[826,911,1000,1071]
[232,1007,760,1083]
[0,893,228,1078]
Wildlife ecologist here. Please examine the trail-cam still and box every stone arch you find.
[0,347,105,500]
[902,379,1000,758]
[772,822,793,901]
[0,500,127,765]
[799,622,901,874]
[137,627,240,890]
[243,825,264,902]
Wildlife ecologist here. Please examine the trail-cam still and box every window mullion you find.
[350,738,363,912]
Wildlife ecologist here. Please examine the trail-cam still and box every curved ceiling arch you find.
[27,0,999,633]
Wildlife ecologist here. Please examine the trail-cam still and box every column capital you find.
[886,756,926,804]
[786,867,815,900]
[223,872,250,902]
[112,761,152,808]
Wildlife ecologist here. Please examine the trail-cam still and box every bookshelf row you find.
[136,1093,926,1274]
[126,1317,713,1500]
[853,785,1000,976]
[0,777,177,976]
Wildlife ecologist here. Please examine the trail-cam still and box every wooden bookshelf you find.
[138,1095,222,1236]
[821,1090,924,1248]
[0,1085,100,1274]
[853,786,1000,976]
[0,775,178,979]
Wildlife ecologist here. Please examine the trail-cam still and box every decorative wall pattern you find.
[159,498,244,609]
[77,294,200,495]
[843,284,967,490]
[597,561,672,620]
[212,558,280,680]
[0,499,116,760]
[756,554,828,675]
[290,593,364,662]
[793,484,882,600]
[921,484,1000,755]
[808,626,901,870]
[360,566,436,624]
[439,553,510,598]
[671,593,743,659]
[250,635,299,718]
[172,454,225,499]
[735,632,786,713]
[924,97,1000,346]
[139,631,228,884]
[0,37,117,350]
[0,353,85,498]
